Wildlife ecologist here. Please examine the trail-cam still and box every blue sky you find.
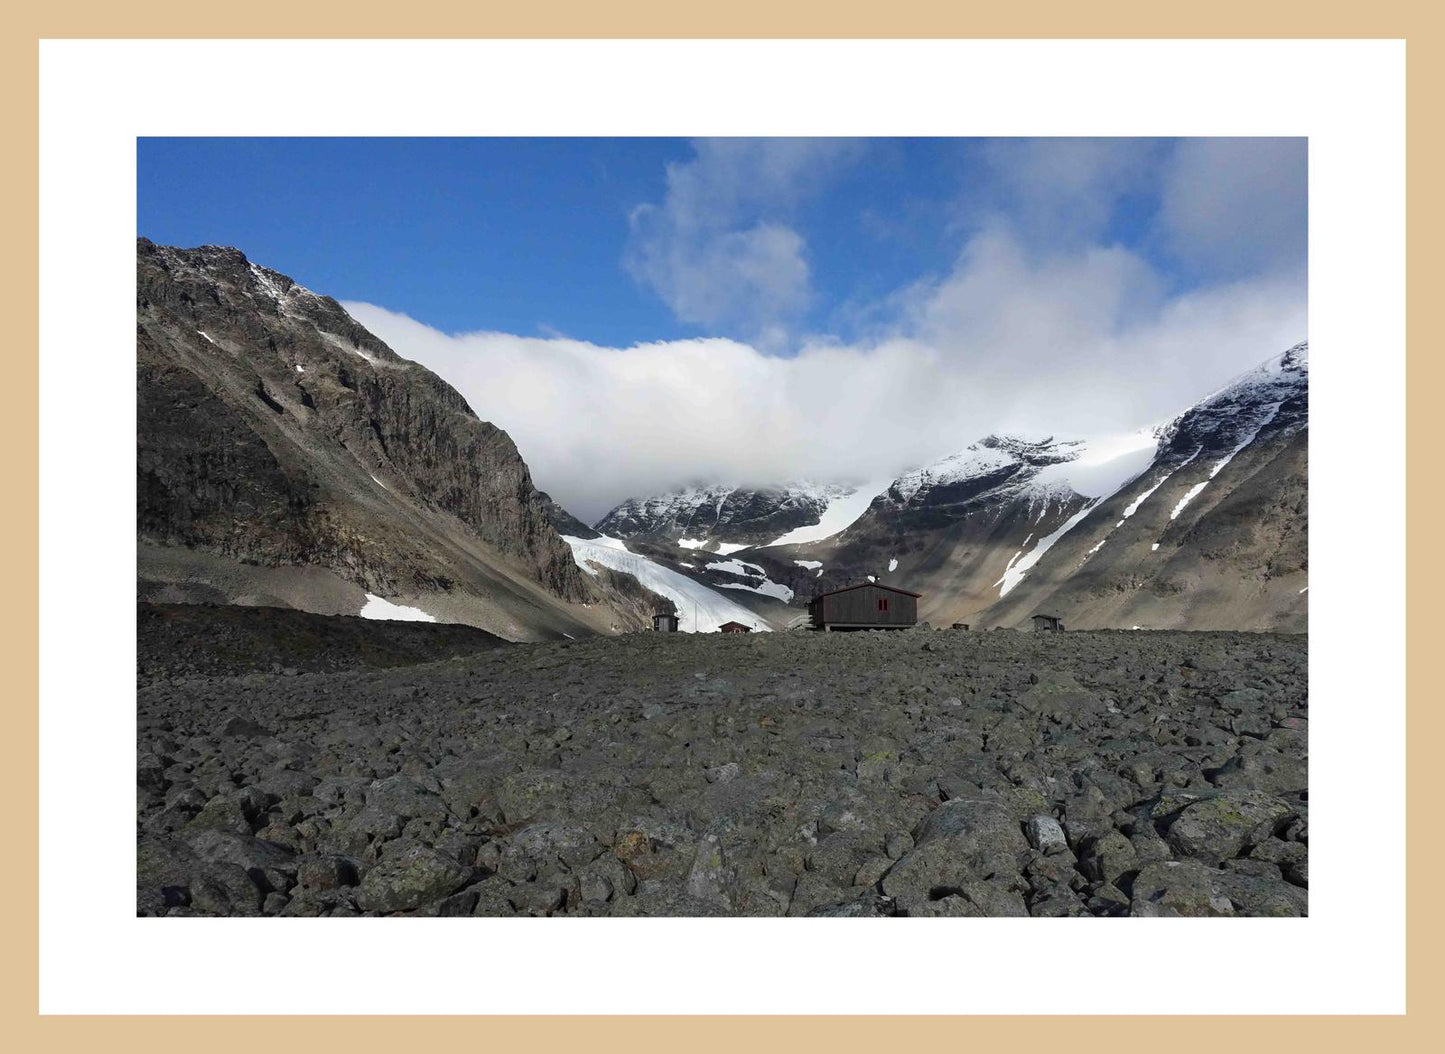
[138,137,1307,516]
[141,137,991,346]
[138,137,1299,349]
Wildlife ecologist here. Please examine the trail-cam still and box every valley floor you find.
[137,609,1307,917]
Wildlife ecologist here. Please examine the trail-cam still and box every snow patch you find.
[793,560,822,570]
[887,557,898,572]
[710,558,795,602]
[360,594,435,622]
[197,330,215,345]
[1151,543,1160,551]
[710,558,766,578]
[561,535,769,634]
[678,538,751,555]
[1299,586,1308,594]
[295,363,306,373]
[718,580,795,602]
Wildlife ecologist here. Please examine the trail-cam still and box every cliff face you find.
[136,239,612,638]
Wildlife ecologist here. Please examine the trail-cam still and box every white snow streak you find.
[994,499,1102,597]
[1169,481,1210,522]
[1122,448,1201,519]
[197,330,216,345]
[561,535,769,633]
[360,594,435,622]
[1170,404,1283,521]
[887,557,898,572]
[992,443,1156,597]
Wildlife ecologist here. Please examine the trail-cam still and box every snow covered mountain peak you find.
[595,480,857,548]
[1156,341,1308,463]
[885,430,1157,511]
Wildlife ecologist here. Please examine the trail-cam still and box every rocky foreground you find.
[137,612,1307,917]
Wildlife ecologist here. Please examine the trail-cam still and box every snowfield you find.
[562,535,771,633]
[360,594,436,622]
[1029,428,1158,499]
[765,477,893,547]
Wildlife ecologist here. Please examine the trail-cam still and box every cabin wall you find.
[819,585,918,627]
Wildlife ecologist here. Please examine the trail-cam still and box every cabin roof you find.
[812,581,922,600]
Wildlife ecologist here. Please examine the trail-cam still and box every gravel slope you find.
[138,622,1307,917]
[137,603,507,681]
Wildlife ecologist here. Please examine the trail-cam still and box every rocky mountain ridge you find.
[136,239,658,639]
[590,343,1307,632]
[595,481,854,549]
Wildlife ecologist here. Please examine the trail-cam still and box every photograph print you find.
[135,136,1308,918]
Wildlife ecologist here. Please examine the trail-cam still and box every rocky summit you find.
[136,239,663,640]
[137,610,1307,918]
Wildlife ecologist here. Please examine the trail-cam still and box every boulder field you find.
[137,615,1307,917]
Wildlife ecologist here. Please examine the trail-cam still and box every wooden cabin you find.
[1031,614,1064,633]
[808,582,921,631]
[652,612,680,632]
[717,621,752,634]
[952,623,969,631]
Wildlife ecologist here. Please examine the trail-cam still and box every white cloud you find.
[338,140,1307,523]
[344,225,1305,524]
[970,137,1164,247]
[623,138,862,345]
[1157,137,1308,277]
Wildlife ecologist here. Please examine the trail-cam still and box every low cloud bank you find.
[346,226,1304,523]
